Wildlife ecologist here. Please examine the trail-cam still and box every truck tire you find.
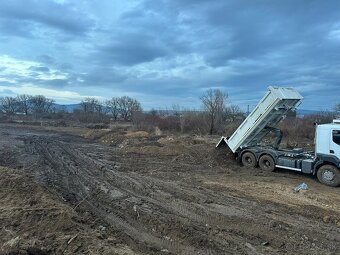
[317,165,340,187]
[259,155,275,171]
[241,152,256,168]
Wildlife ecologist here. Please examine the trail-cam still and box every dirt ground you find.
[0,123,339,255]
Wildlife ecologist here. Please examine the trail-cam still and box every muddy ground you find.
[0,123,339,255]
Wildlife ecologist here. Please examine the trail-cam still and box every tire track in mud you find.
[21,135,227,254]
[21,135,261,254]
[3,131,338,255]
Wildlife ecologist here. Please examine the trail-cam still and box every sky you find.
[0,0,339,111]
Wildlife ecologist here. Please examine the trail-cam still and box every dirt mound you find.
[101,131,150,146]
[122,135,211,156]
[125,131,149,138]
[0,167,136,255]
[82,129,151,147]
[83,129,111,140]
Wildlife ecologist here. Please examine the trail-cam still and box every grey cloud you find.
[19,76,69,88]
[101,77,196,98]
[41,78,69,88]
[0,18,34,38]
[0,80,18,87]
[81,67,128,86]
[1,70,70,89]
[28,66,50,72]
[200,1,340,65]
[99,35,168,66]
[37,55,55,64]
[57,63,73,71]
[0,89,16,96]
[92,3,191,66]
[0,0,94,36]
[143,0,340,69]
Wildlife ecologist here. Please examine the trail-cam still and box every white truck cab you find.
[217,87,340,187]
[315,120,340,159]
[313,120,340,186]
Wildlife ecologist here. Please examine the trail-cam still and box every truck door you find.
[330,129,340,160]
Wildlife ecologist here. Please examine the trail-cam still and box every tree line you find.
[0,94,142,121]
[0,95,55,116]
[77,96,142,121]
[0,90,243,134]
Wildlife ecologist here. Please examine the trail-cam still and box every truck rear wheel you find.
[317,165,340,187]
[241,152,256,168]
[259,155,275,171]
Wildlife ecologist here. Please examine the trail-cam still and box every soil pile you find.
[0,167,136,255]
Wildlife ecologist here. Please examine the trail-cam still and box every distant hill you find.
[296,109,330,116]
[53,103,81,112]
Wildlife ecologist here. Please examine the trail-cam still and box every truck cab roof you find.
[318,119,340,130]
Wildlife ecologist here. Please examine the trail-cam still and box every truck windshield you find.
[333,130,340,145]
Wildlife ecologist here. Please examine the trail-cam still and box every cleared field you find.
[0,124,339,255]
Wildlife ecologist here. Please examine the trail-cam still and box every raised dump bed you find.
[217,86,303,153]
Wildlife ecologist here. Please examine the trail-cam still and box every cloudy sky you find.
[0,0,339,110]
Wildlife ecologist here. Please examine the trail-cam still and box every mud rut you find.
[1,127,339,255]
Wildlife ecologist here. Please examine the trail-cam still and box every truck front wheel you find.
[241,152,256,168]
[259,155,275,171]
[317,165,340,187]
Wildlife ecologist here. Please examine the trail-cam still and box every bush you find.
[133,111,217,135]
[133,112,181,133]
[86,123,110,129]
[72,110,109,123]
[279,113,335,141]
[179,112,209,134]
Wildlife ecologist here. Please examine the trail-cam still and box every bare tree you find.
[335,103,340,112]
[172,104,182,116]
[17,94,32,115]
[80,97,101,113]
[149,108,158,116]
[95,101,106,114]
[118,96,142,121]
[225,104,244,121]
[78,97,108,123]
[30,95,55,115]
[335,103,340,118]
[105,97,120,120]
[200,89,228,134]
[0,96,19,115]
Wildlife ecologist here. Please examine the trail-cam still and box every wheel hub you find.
[323,170,335,181]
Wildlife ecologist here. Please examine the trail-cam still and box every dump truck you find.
[216,86,340,187]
